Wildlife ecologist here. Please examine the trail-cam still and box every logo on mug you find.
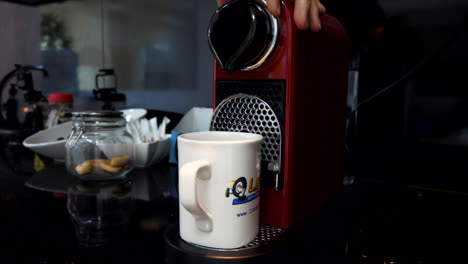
[225,176,260,205]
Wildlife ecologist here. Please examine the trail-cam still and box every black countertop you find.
[2,156,468,263]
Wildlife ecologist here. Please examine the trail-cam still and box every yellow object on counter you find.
[34,153,46,172]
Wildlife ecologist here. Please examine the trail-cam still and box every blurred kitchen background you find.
[1,0,468,191]
[1,0,217,114]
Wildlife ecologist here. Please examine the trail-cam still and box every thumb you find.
[266,0,281,16]
[217,0,230,6]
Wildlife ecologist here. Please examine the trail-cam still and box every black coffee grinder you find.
[0,64,49,174]
[0,64,49,131]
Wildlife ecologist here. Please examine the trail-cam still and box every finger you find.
[309,0,321,32]
[294,0,311,30]
[266,0,281,16]
[217,0,230,7]
[317,0,326,14]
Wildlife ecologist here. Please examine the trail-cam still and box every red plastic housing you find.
[214,0,349,228]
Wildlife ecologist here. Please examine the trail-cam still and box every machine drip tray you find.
[164,224,288,264]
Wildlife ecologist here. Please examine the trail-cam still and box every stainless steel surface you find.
[199,224,285,251]
[210,94,282,177]
[243,224,284,248]
[274,173,280,191]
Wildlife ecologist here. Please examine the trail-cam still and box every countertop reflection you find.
[67,178,135,247]
[14,163,179,263]
[3,160,468,263]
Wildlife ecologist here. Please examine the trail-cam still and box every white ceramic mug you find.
[178,131,263,249]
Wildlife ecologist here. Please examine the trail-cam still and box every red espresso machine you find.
[209,0,349,229]
[164,0,348,262]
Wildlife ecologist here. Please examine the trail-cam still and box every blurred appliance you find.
[93,68,126,111]
[0,64,49,131]
[208,0,349,229]
[0,64,49,175]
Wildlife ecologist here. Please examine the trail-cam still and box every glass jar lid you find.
[72,111,123,118]
[72,111,125,128]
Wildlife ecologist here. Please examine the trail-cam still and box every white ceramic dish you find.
[133,134,172,168]
[23,121,73,161]
[121,108,147,123]
[22,109,167,166]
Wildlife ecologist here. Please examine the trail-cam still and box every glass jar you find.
[66,111,134,181]
[45,93,74,128]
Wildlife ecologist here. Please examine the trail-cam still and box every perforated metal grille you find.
[243,224,284,248]
[210,94,282,172]
[216,80,286,123]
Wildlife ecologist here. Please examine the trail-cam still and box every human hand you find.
[217,0,326,32]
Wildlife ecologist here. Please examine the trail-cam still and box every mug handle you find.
[179,160,213,232]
